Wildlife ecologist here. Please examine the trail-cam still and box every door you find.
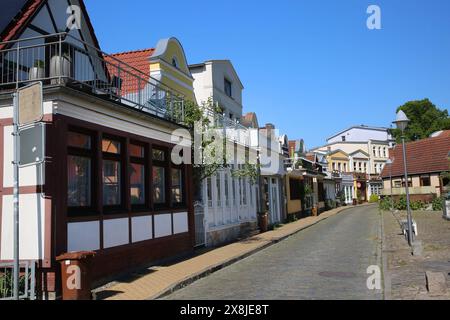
[269,178,280,224]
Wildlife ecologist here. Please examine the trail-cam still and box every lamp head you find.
[393,110,410,132]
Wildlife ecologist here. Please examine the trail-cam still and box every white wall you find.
[328,127,391,144]
[1,194,46,260]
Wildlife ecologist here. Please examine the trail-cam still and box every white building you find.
[189,60,257,247]
[311,125,395,201]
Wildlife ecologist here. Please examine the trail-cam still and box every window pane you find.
[102,138,121,154]
[103,160,121,206]
[130,163,145,205]
[153,166,166,204]
[152,149,165,161]
[67,156,91,207]
[130,144,144,158]
[171,168,183,204]
[68,132,91,149]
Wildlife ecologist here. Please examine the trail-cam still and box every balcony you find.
[204,108,251,147]
[0,33,185,124]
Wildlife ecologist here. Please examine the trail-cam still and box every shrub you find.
[369,194,379,203]
[325,199,336,210]
[379,197,392,211]
[410,200,425,211]
[395,195,407,210]
[432,196,443,211]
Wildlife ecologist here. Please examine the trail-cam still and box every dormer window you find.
[224,78,232,98]
[171,57,179,68]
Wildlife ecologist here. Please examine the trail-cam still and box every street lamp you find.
[393,110,414,246]
[385,158,393,211]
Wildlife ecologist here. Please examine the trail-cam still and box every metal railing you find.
[0,261,36,300]
[0,33,185,124]
[204,108,251,146]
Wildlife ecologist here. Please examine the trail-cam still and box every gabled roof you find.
[189,60,244,89]
[0,0,102,51]
[240,112,259,128]
[327,125,391,141]
[328,149,350,158]
[381,130,450,178]
[105,48,155,95]
[349,149,370,158]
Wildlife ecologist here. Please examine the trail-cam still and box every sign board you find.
[17,82,43,127]
[19,123,45,167]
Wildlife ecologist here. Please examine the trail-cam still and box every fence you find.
[0,261,36,300]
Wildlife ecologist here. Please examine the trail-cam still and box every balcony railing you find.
[0,33,185,124]
[204,108,251,146]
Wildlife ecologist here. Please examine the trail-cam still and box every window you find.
[394,180,402,188]
[152,148,167,206]
[363,162,367,173]
[338,163,342,172]
[378,147,381,158]
[171,56,178,68]
[153,166,166,204]
[216,173,222,207]
[224,78,232,97]
[289,178,301,200]
[130,143,146,207]
[420,175,431,187]
[373,147,376,156]
[358,162,362,172]
[68,156,91,207]
[224,173,230,207]
[383,148,387,158]
[67,130,94,215]
[206,177,213,207]
[171,168,183,205]
[402,177,412,188]
[341,136,346,142]
[332,162,336,171]
[102,137,123,209]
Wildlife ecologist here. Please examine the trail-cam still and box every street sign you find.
[19,123,45,167]
[17,82,43,127]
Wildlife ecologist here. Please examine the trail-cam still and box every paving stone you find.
[426,271,447,296]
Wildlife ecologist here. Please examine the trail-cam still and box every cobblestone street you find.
[164,205,383,300]
[383,210,450,300]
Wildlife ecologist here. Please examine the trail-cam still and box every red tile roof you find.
[381,130,450,178]
[105,48,155,95]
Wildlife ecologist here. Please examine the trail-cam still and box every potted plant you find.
[258,211,269,233]
[29,59,45,80]
[50,47,72,84]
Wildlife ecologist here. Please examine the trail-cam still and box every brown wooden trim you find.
[2,186,44,195]
[0,122,3,259]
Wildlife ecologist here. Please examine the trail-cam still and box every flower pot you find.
[258,213,269,233]
[29,67,45,81]
[50,54,72,84]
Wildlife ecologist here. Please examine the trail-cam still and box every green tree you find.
[391,99,450,142]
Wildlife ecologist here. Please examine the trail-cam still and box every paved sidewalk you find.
[96,205,369,300]
[383,210,450,300]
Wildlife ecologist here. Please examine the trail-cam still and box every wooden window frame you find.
[129,140,149,212]
[152,146,170,211]
[102,134,126,214]
[67,127,98,218]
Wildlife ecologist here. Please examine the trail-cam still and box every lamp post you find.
[393,110,414,246]
[386,158,394,211]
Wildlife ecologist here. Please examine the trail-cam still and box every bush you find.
[395,195,407,210]
[410,200,425,211]
[432,196,443,211]
[369,194,379,203]
[379,197,392,211]
[325,199,336,210]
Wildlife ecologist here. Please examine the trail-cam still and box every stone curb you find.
[151,203,374,300]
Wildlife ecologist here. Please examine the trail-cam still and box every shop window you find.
[130,143,146,208]
[152,148,168,207]
[153,166,166,205]
[102,137,123,210]
[67,130,95,216]
[171,168,184,206]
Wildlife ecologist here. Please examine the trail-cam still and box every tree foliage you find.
[391,99,450,142]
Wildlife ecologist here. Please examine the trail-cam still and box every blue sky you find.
[84,0,450,148]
